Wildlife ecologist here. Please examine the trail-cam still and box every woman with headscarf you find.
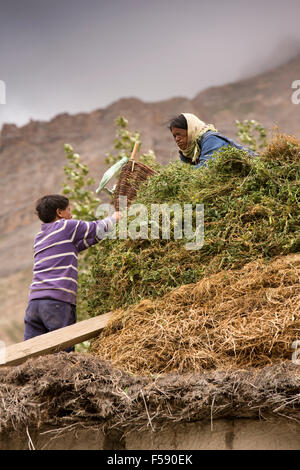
[169,113,255,168]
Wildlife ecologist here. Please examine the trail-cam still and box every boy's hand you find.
[112,211,121,222]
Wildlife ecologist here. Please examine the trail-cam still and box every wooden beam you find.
[1,311,113,367]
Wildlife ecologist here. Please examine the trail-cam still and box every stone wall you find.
[1,418,300,450]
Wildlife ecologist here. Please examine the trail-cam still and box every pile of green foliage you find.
[80,132,299,317]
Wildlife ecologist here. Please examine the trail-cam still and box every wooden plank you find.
[1,311,113,367]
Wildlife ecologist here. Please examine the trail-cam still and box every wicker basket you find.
[113,144,157,210]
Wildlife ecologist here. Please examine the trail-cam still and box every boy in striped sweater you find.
[24,194,119,344]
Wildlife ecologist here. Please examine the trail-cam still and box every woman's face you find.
[171,127,188,151]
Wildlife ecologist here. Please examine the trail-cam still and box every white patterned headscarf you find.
[181,113,217,163]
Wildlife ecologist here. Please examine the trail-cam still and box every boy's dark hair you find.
[35,195,69,223]
[168,114,187,131]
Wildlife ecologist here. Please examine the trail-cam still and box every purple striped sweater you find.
[28,215,116,305]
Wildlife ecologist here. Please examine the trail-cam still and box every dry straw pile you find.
[91,254,300,375]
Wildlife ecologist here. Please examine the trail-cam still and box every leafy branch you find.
[62,143,101,220]
[235,119,267,152]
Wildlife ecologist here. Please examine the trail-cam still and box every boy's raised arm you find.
[73,211,120,252]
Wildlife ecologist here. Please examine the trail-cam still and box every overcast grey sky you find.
[1,0,300,130]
